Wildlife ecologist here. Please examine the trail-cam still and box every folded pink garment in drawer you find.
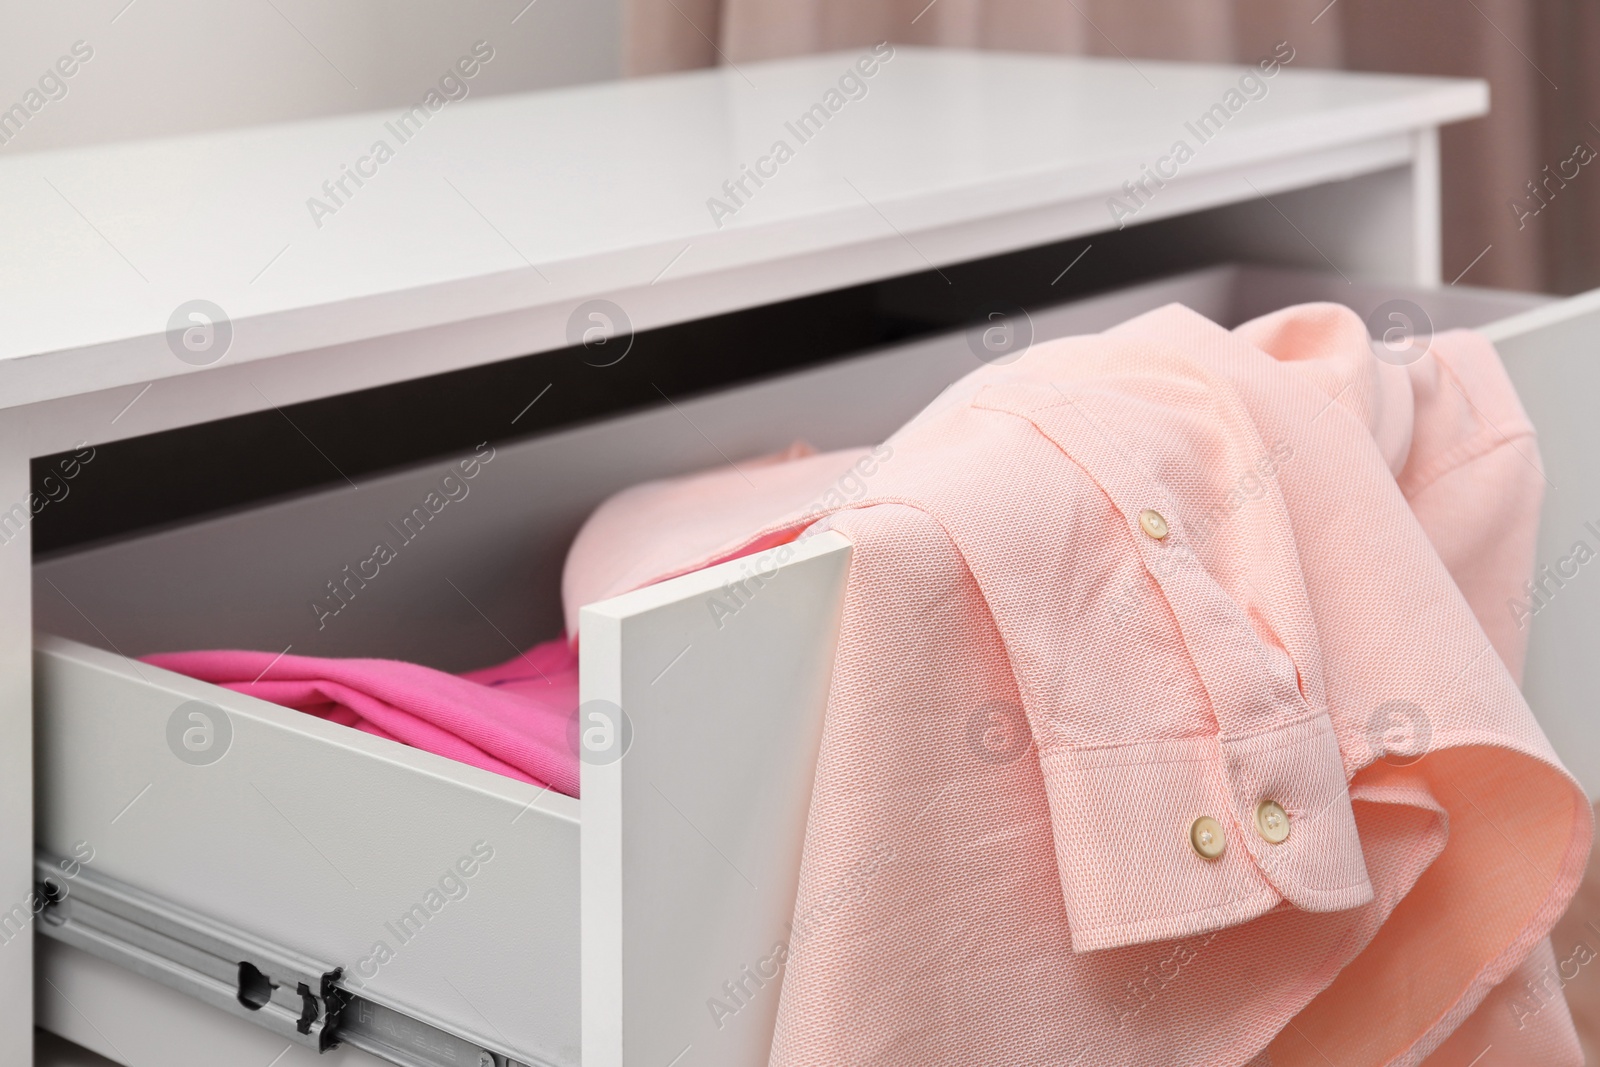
[144,639,580,797]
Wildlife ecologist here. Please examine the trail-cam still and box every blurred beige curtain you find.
[626,0,1600,294]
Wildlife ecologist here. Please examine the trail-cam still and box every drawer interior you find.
[31,262,1549,667]
[31,262,1554,1066]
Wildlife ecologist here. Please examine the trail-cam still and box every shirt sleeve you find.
[1397,329,1544,684]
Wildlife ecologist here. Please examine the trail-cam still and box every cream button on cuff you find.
[1139,509,1169,539]
[1189,815,1226,860]
[1255,800,1290,844]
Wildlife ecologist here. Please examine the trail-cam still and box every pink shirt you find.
[563,303,1590,1064]
[144,638,580,795]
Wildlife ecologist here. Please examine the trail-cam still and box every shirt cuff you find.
[1038,713,1373,952]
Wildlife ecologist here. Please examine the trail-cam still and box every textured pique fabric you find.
[145,640,580,796]
[562,302,1590,1064]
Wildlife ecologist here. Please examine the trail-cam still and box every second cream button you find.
[1139,509,1169,540]
[1255,800,1290,844]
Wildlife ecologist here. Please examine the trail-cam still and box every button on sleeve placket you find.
[1038,396,1372,912]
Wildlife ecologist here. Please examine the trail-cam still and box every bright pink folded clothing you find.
[144,638,580,797]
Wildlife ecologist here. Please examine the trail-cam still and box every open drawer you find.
[31,264,1600,1067]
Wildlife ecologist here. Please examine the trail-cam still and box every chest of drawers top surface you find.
[0,48,1482,410]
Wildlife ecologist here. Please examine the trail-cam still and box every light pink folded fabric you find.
[560,302,1590,1065]
[144,639,580,797]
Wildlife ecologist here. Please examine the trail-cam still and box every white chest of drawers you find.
[9,45,1596,1067]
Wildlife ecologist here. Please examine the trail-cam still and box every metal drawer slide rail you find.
[35,854,540,1067]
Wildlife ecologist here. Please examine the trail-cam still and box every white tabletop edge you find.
[0,49,1488,411]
